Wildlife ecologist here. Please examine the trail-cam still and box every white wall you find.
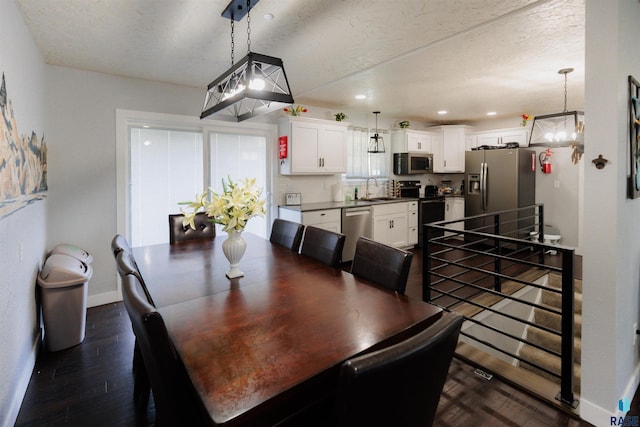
[0,1,46,425]
[533,146,582,252]
[581,1,640,425]
[45,67,203,305]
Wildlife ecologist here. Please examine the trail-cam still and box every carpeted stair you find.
[517,273,582,390]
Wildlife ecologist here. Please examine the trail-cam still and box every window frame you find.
[116,109,276,247]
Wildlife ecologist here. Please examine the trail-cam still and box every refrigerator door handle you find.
[482,162,488,211]
[479,162,485,211]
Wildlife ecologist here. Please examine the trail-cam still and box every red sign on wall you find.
[279,136,288,160]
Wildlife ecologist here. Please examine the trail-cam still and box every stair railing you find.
[423,203,577,408]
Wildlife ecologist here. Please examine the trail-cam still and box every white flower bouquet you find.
[180,176,266,233]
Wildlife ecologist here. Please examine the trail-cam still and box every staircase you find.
[517,273,582,391]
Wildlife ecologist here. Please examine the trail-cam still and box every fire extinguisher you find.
[539,148,552,174]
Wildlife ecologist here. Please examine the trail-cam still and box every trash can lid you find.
[51,244,93,264]
[38,254,93,288]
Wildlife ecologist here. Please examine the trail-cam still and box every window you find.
[346,127,390,179]
[209,132,267,238]
[130,128,203,246]
[118,110,272,247]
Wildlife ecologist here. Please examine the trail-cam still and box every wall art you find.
[629,75,640,199]
[0,73,48,219]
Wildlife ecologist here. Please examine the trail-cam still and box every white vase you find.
[222,229,247,279]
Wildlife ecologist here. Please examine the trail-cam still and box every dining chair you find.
[350,236,414,294]
[269,218,305,252]
[121,274,205,426]
[168,212,215,244]
[115,250,154,411]
[334,311,463,427]
[116,250,154,306]
[299,226,346,267]
[111,234,131,256]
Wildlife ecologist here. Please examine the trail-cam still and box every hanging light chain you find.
[246,0,251,53]
[558,67,573,113]
[230,18,235,65]
[563,71,568,112]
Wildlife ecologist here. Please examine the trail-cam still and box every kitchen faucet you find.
[365,178,378,199]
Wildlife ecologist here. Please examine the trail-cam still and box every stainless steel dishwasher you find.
[341,207,372,262]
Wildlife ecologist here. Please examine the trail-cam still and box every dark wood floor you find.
[13,248,613,427]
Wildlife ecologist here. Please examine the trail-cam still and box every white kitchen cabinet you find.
[407,200,418,245]
[279,117,349,175]
[372,202,408,248]
[391,129,436,153]
[444,197,465,238]
[472,128,529,148]
[278,207,341,233]
[429,125,471,173]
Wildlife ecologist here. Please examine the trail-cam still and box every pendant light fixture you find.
[201,0,295,122]
[368,111,386,153]
[529,68,584,146]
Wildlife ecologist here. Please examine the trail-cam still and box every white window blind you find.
[346,128,390,179]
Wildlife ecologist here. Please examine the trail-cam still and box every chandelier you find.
[529,68,584,146]
[201,0,294,122]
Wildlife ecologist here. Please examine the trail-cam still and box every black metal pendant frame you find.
[201,52,294,122]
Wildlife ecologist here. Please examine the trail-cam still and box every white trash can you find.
[51,243,93,264]
[529,225,561,255]
[37,254,93,351]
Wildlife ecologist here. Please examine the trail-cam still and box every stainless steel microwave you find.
[393,152,433,175]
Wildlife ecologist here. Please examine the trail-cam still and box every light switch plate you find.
[285,192,302,205]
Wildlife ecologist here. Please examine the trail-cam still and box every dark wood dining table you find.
[133,233,442,426]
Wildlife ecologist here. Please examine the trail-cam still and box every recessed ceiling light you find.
[437,110,447,115]
[144,140,152,146]
[355,94,366,100]
[487,111,497,116]
[142,125,150,128]
[263,13,274,20]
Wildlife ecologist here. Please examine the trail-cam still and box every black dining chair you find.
[299,226,346,268]
[269,218,305,252]
[111,234,132,256]
[334,312,463,427]
[115,250,154,411]
[168,212,215,244]
[350,236,414,295]
[116,250,154,306]
[121,274,205,426]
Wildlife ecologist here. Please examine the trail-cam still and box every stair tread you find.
[525,327,582,361]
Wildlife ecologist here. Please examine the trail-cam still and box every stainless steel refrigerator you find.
[464,148,536,240]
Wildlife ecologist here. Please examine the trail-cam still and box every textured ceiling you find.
[16,0,584,124]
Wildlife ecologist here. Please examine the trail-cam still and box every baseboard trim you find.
[88,290,122,308]
[579,397,614,426]
[5,329,41,427]
[579,361,640,426]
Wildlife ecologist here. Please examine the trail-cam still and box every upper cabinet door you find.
[318,125,348,173]
[290,122,321,173]
[430,125,469,173]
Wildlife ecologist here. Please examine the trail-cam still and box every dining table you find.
[132,233,443,426]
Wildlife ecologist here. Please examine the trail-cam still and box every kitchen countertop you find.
[278,197,419,212]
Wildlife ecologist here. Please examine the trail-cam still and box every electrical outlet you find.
[554,180,560,189]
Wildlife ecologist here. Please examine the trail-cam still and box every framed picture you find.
[285,193,302,205]
[629,75,640,199]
